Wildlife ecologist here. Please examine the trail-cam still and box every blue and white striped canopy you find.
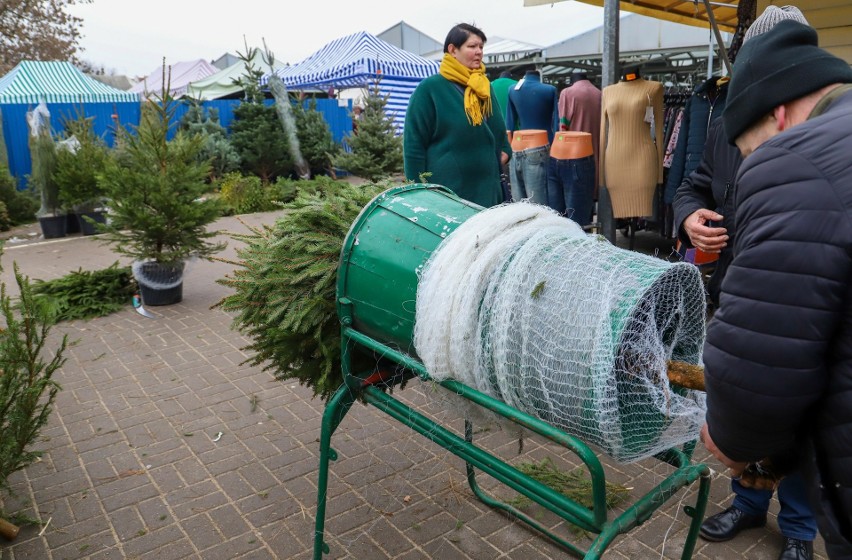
[263,31,440,132]
[0,61,138,105]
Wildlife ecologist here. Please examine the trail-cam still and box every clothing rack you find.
[660,82,696,239]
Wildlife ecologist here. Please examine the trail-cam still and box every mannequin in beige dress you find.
[599,71,664,218]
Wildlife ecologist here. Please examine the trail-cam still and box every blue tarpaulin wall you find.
[0,101,141,190]
[2,97,353,189]
[169,98,353,143]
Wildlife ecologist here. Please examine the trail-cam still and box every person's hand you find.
[683,209,728,253]
[738,462,783,491]
[700,424,747,475]
[500,151,510,166]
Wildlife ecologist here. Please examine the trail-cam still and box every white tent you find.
[130,59,218,99]
[185,52,287,100]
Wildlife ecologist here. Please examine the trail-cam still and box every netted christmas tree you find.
[292,98,340,178]
[230,47,293,183]
[333,80,402,182]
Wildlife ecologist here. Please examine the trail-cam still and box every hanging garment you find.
[663,77,729,204]
[600,78,665,218]
[506,71,559,143]
[558,77,602,195]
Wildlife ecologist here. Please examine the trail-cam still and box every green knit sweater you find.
[404,74,512,208]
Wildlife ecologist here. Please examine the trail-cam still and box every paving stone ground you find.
[0,211,827,559]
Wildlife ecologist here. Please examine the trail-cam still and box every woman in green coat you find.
[403,23,512,208]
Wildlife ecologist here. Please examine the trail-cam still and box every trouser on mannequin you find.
[546,155,595,226]
[546,132,595,225]
[510,146,549,205]
[509,130,550,205]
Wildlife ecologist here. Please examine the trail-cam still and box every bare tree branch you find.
[0,0,91,74]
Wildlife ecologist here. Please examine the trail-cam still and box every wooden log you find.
[0,517,20,541]
[666,360,705,391]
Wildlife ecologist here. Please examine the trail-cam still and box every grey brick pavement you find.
[0,212,827,559]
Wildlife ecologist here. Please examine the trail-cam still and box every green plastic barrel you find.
[336,183,481,353]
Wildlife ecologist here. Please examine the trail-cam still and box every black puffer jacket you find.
[672,118,743,306]
[704,89,852,557]
[664,77,729,203]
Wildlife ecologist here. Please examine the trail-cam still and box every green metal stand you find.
[312,323,711,560]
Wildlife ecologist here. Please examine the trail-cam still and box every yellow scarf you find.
[439,53,492,126]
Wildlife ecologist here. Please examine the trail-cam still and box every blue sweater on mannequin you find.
[506,71,559,144]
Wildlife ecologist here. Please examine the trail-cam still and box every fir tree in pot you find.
[96,67,225,305]
[54,111,110,235]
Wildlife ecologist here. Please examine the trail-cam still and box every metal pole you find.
[707,32,715,79]
[702,0,733,75]
[598,0,620,244]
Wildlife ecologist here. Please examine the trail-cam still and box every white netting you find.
[132,260,186,290]
[414,202,707,463]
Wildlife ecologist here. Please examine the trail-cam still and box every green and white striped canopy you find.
[0,60,138,104]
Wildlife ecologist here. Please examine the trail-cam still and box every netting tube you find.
[414,203,707,463]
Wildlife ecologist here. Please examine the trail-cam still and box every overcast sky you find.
[69,0,608,78]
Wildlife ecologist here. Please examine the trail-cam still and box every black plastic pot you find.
[139,281,183,306]
[78,211,106,236]
[65,213,81,234]
[135,261,185,306]
[38,215,67,239]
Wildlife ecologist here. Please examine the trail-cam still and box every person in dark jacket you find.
[675,98,818,560]
[700,19,852,560]
[673,117,740,308]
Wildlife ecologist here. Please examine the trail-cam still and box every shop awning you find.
[523,0,739,33]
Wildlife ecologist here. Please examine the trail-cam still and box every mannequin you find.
[570,71,589,85]
[506,71,558,207]
[547,131,596,226]
[491,70,517,123]
[511,129,549,151]
[491,72,519,203]
[506,70,560,142]
[557,71,602,197]
[509,129,550,205]
[600,69,664,219]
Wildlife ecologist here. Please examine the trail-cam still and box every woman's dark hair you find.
[443,23,487,53]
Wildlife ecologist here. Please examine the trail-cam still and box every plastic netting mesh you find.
[132,260,185,290]
[414,202,707,463]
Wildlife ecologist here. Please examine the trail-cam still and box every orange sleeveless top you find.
[550,131,593,160]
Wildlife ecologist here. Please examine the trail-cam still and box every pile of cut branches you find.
[215,180,384,400]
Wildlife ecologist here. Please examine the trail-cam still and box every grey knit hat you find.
[744,5,809,42]
[723,20,852,143]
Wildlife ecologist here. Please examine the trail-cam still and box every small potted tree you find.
[54,112,109,235]
[96,65,224,305]
[27,103,66,238]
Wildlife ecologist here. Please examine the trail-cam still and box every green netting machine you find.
[313,183,711,559]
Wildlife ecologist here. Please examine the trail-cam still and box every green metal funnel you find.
[336,183,481,355]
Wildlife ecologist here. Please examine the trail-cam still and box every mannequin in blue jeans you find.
[506,70,559,209]
[546,131,595,226]
[509,129,549,206]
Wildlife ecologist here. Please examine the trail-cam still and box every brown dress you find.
[600,78,664,218]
